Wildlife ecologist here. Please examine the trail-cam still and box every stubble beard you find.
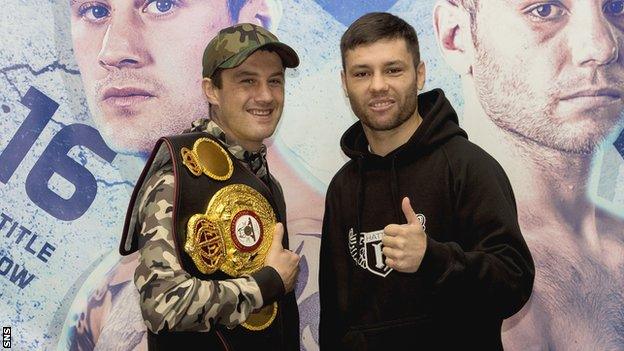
[348,79,419,132]
[471,29,623,156]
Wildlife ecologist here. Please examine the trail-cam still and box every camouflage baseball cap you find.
[202,23,299,78]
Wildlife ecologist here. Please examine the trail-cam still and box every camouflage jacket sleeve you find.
[133,163,282,333]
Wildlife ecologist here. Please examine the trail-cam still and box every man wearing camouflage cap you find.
[119,23,301,350]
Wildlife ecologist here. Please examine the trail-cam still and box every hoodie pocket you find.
[341,315,433,351]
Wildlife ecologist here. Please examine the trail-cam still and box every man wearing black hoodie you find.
[319,12,535,350]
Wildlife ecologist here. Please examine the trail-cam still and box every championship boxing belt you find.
[180,136,278,331]
[120,132,284,333]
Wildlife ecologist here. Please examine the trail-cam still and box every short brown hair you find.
[340,12,420,70]
[210,68,225,89]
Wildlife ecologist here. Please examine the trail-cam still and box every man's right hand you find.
[265,223,300,293]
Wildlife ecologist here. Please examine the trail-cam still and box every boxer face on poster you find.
[434,0,624,348]
[69,0,278,156]
[436,0,624,153]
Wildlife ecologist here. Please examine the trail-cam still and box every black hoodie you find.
[319,89,534,350]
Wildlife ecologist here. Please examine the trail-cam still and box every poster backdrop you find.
[1,0,623,350]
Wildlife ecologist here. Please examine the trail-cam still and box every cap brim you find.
[219,42,300,71]
[261,42,300,68]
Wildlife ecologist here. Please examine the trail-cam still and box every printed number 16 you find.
[0,87,116,221]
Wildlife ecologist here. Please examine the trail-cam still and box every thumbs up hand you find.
[265,223,300,293]
[382,197,428,273]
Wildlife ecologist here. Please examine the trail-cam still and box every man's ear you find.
[236,0,282,32]
[341,70,349,98]
[416,61,426,91]
[433,0,475,75]
[203,78,219,107]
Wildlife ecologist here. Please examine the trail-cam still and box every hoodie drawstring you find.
[389,156,402,224]
[355,156,365,235]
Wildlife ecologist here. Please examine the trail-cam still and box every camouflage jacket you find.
[133,118,283,333]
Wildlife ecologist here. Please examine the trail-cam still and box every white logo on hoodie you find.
[348,214,426,278]
[348,228,392,277]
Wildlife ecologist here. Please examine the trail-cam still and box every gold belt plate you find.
[181,137,233,180]
[185,184,278,330]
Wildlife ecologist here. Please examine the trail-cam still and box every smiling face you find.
[467,0,624,154]
[206,50,285,152]
[70,0,232,155]
[342,38,425,134]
